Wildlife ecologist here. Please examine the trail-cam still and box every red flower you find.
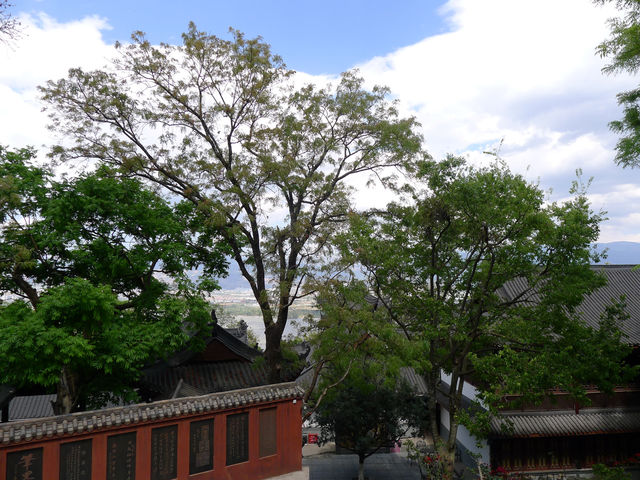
[492,465,508,475]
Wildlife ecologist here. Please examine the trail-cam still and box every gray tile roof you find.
[8,395,55,421]
[145,361,270,397]
[399,367,428,396]
[225,320,249,345]
[162,324,261,367]
[0,382,303,445]
[170,380,204,399]
[490,408,640,438]
[210,324,261,361]
[499,265,640,344]
[581,266,640,343]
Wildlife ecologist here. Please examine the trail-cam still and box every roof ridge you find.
[498,407,640,417]
[1,382,303,445]
[590,264,639,269]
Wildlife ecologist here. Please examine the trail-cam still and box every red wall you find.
[1,398,302,480]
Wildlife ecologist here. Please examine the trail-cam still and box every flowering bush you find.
[422,453,448,480]
[405,440,451,480]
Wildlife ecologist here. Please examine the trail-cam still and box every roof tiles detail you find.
[0,382,303,445]
[499,265,640,344]
[490,408,640,437]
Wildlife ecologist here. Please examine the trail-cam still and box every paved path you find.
[302,452,422,480]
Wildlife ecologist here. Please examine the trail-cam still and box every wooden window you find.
[585,435,595,466]
[512,439,522,469]
[60,439,92,480]
[259,407,277,457]
[226,412,249,465]
[535,438,547,469]
[107,432,136,480]
[501,440,511,470]
[151,425,178,480]
[560,437,571,467]
[549,438,560,468]
[190,419,214,474]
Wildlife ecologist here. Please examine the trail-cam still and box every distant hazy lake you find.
[235,315,318,349]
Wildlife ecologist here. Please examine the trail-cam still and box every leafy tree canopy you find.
[39,24,424,382]
[596,0,640,167]
[0,146,228,413]
[335,156,634,475]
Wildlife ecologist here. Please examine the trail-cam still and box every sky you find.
[1,0,639,244]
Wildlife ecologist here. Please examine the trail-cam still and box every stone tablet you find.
[151,425,178,480]
[60,439,92,480]
[189,419,214,474]
[259,407,277,457]
[226,412,249,465]
[6,447,43,480]
[106,432,136,480]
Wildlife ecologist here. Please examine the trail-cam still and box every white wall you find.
[440,406,490,465]
[440,372,483,404]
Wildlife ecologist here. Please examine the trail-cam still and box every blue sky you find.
[16,0,449,74]
[2,0,640,244]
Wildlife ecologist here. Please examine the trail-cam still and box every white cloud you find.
[0,13,115,151]
[2,3,640,242]
[358,0,630,155]
[600,213,640,243]
[354,0,640,241]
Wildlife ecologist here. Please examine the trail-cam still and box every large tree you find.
[596,0,640,167]
[39,25,423,382]
[0,147,227,413]
[337,157,632,475]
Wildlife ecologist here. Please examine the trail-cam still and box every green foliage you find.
[315,363,424,463]
[592,463,632,480]
[0,146,227,411]
[39,25,424,381]
[336,156,630,467]
[0,279,191,407]
[309,280,427,472]
[299,277,415,414]
[596,0,640,167]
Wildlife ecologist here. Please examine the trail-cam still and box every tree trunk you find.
[265,321,285,383]
[358,454,366,480]
[426,368,440,442]
[52,366,78,415]
[442,441,457,479]
[442,374,464,479]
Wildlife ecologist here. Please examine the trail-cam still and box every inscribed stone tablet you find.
[60,439,92,480]
[151,425,178,480]
[226,412,249,465]
[259,407,277,457]
[106,432,136,480]
[6,447,43,480]
[189,419,214,474]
